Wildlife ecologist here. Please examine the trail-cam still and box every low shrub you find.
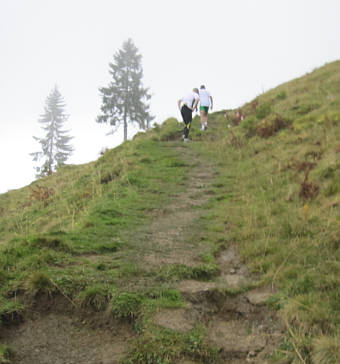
[111,291,142,320]
[296,102,321,115]
[24,271,55,297]
[276,90,287,100]
[0,345,13,364]
[256,114,290,138]
[256,101,272,119]
[77,285,110,311]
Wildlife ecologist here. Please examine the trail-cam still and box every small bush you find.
[304,150,323,161]
[324,180,340,197]
[0,297,24,325]
[241,116,257,130]
[256,114,289,138]
[296,102,321,115]
[111,291,142,320]
[158,118,183,141]
[319,165,338,179]
[241,116,257,138]
[256,101,272,119]
[122,327,219,364]
[0,345,13,364]
[191,264,220,281]
[24,271,55,297]
[300,180,320,200]
[155,264,220,282]
[100,168,121,184]
[295,161,316,173]
[29,185,54,206]
[276,90,287,100]
[97,241,120,253]
[77,285,110,311]
[122,330,182,364]
[29,236,72,253]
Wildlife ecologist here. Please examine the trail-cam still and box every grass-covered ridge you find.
[0,60,339,363]
[191,60,340,363]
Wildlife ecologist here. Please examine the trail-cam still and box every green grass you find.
[122,326,219,364]
[189,60,340,363]
[0,60,340,363]
[0,345,12,364]
[0,132,191,303]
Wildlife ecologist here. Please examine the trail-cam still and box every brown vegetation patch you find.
[300,169,320,199]
[160,129,183,141]
[228,128,244,148]
[295,161,317,172]
[304,149,323,161]
[256,114,289,138]
[230,109,245,126]
[29,185,54,206]
[100,170,120,184]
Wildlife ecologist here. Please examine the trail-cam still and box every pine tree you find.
[96,38,153,141]
[31,86,74,176]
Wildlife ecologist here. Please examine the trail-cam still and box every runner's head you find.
[200,85,205,89]
[193,88,199,94]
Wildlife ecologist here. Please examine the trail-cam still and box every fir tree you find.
[31,86,73,176]
[96,38,153,141]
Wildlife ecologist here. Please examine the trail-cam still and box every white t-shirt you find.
[181,92,199,108]
[199,89,211,107]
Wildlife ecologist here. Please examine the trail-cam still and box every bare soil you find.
[1,313,132,364]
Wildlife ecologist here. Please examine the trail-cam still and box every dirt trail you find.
[138,144,216,268]
[148,145,284,363]
[1,142,283,363]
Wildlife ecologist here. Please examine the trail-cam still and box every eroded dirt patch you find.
[206,296,283,363]
[153,307,197,332]
[156,245,284,363]
[1,311,132,364]
[217,246,254,288]
[154,289,283,364]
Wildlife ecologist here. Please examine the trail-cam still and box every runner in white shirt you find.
[177,88,200,142]
[199,85,213,130]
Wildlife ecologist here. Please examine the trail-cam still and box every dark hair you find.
[200,85,205,89]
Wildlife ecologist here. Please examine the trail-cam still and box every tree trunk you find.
[123,108,128,141]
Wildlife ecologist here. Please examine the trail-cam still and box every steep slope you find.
[0,60,340,363]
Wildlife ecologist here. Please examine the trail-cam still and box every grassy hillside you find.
[191,60,340,363]
[0,60,339,363]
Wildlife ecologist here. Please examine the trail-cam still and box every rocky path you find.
[147,144,284,363]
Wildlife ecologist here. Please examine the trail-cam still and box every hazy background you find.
[1,0,340,193]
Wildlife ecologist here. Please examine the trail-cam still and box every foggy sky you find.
[1,0,340,193]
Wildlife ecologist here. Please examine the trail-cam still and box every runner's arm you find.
[177,99,182,111]
[210,96,213,110]
[192,97,199,111]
